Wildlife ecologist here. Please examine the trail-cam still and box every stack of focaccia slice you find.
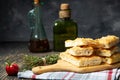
[60,35,120,67]
[95,35,120,64]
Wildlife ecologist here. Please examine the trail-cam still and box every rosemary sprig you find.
[22,54,60,70]
[45,54,60,65]
[22,55,44,70]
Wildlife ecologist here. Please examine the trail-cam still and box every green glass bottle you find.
[28,0,49,52]
[53,3,78,52]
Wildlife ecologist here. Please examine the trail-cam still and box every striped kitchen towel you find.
[18,68,120,80]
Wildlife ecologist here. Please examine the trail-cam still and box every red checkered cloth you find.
[18,68,120,80]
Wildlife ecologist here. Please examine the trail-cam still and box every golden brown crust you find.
[104,52,120,64]
[96,35,119,49]
[66,46,94,56]
[95,46,120,57]
[60,52,102,67]
[65,38,100,48]
[74,38,94,46]
[104,53,120,64]
[65,35,119,49]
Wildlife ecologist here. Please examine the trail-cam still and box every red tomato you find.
[5,63,19,76]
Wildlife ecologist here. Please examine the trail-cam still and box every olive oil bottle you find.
[53,3,78,52]
[28,0,49,52]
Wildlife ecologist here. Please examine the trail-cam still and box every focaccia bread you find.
[104,53,120,64]
[60,52,102,67]
[95,46,120,57]
[65,38,100,48]
[66,46,94,56]
[96,35,119,49]
[65,40,74,47]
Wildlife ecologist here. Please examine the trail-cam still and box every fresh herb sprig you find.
[45,54,60,64]
[22,54,60,70]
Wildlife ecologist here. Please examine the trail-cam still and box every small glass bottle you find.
[53,3,78,52]
[28,0,49,52]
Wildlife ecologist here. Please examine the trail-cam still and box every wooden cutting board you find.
[32,60,120,74]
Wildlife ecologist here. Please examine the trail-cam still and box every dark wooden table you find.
[0,42,57,80]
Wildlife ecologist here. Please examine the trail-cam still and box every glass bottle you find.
[28,0,49,52]
[53,3,78,52]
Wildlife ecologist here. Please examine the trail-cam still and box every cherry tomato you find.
[5,63,19,76]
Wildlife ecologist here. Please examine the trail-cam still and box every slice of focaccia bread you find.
[65,38,100,48]
[59,52,102,67]
[104,53,120,64]
[65,40,74,47]
[95,46,120,57]
[66,46,94,56]
[96,35,119,49]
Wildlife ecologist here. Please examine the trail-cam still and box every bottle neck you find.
[59,9,71,19]
[60,17,71,20]
[33,0,46,39]
[34,2,40,7]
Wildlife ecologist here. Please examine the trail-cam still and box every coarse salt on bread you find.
[65,38,100,48]
[96,35,119,49]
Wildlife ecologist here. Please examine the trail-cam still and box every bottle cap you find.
[60,3,70,10]
[59,3,71,18]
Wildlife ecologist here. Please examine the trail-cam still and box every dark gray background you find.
[0,0,120,42]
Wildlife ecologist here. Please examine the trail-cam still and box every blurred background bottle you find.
[28,0,49,52]
[53,3,78,52]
